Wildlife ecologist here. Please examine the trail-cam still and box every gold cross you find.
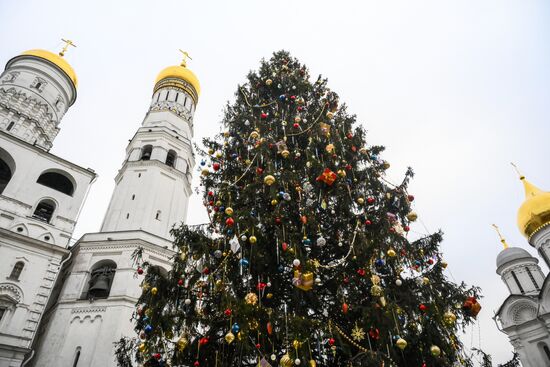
[59,38,77,57]
[511,162,525,180]
[178,49,192,67]
[492,224,509,249]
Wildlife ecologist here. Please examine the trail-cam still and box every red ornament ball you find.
[408,194,415,202]
[329,338,335,346]
[213,163,220,171]
[293,123,300,129]
[404,225,410,232]
[364,219,372,226]
[260,113,268,119]
[419,304,428,312]
[225,217,235,226]
[178,279,184,286]
[137,267,144,275]
[224,308,232,316]
[367,197,375,204]
[194,362,200,367]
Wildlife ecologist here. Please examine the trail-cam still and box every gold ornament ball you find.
[249,236,257,244]
[225,207,234,216]
[208,148,214,155]
[250,131,260,140]
[271,199,278,206]
[281,150,290,158]
[430,345,441,357]
[245,292,258,305]
[151,287,158,295]
[264,175,276,186]
[308,360,317,367]
[356,197,364,205]
[396,338,407,350]
[292,339,301,349]
[326,111,334,119]
[138,343,147,353]
[215,150,223,158]
[387,249,397,257]
[406,211,418,221]
[266,79,273,86]
[337,169,346,178]
[201,168,209,176]
[280,354,293,367]
[423,277,430,285]
[441,261,448,268]
[294,116,301,123]
[443,311,457,326]
[225,331,235,344]
[266,292,273,299]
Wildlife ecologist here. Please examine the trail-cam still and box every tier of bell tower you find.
[0,46,78,150]
[99,58,198,240]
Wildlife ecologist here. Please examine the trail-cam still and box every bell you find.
[88,269,112,299]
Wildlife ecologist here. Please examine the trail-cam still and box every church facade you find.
[495,175,550,366]
[0,46,199,367]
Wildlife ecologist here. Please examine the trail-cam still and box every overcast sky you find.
[2,0,550,364]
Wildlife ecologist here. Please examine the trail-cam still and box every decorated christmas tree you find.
[116,51,482,367]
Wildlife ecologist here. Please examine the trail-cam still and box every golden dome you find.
[517,176,550,239]
[21,49,77,87]
[154,65,200,96]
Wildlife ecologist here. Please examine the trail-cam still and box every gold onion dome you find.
[516,175,550,239]
[154,51,200,103]
[20,49,77,87]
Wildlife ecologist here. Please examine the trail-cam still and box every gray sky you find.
[2,0,550,364]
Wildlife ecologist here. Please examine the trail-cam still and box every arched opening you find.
[6,122,14,131]
[9,261,24,280]
[166,150,177,168]
[72,347,81,367]
[37,170,75,196]
[33,199,56,223]
[0,148,15,195]
[87,260,117,299]
[140,145,152,161]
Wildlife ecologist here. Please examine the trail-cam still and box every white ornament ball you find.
[316,237,326,246]
[271,354,277,361]
[395,279,403,286]
[267,282,272,287]
[315,277,321,284]
[294,358,301,365]
[184,298,191,305]
[293,259,301,267]
[240,235,247,242]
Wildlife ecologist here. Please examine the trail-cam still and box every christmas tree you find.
[116,51,482,367]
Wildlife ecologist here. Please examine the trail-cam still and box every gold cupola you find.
[154,50,200,104]
[21,42,77,88]
[515,170,550,239]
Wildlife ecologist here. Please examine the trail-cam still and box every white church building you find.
[495,174,550,366]
[0,45,199,367]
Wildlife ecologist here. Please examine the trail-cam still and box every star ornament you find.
[351,323,365,341]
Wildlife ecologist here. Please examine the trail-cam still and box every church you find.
[0,44,198,366]
[494,173,550,366]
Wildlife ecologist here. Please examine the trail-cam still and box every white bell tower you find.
[99,55,197,240]
[31,54,199,367]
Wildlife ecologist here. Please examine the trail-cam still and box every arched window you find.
[72,347,81,367]
[87,260,117,299]
[6,122,14,131]
[33,199,56,223]
[166,150,177,168]
[37,170,75,196]
[0,148,15,196]
[140,145,152,161]
[9,261,24,280]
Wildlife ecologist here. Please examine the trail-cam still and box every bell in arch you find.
[88,266,115,299]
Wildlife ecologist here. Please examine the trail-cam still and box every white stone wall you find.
[31,232,173,367]
[0,132,96,247]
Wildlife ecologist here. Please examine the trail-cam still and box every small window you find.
[35,82,42,90]
[33,199,55,223]
[165,91,169,100]
[156,93,160,103]
[140,145,152,161]
[9,261,24,280]
[0,155,14,195]
[131,194,135,200]
[511,270,525,294]
[0,308,5,322]
[544,345,550,362]
[37,171,75,196]
[73,348,81,367]
[175,93,179,102]
[166,150,176,168]
[126,213,129,219]
[6,122,14,131]
[155,210,161,220]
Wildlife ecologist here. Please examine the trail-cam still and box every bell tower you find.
[31,53,199,367]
